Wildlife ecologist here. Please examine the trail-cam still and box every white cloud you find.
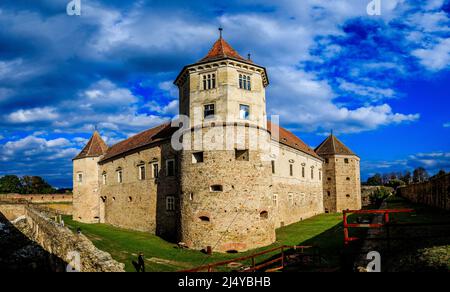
[81,79,138,108]
[338,79,396,102]
[412,38,450,71]
[1,135,74,162]
[7,107,59,123]
[267,66,419,133]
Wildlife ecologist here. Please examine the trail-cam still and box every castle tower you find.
[72,131,108,223]
[315,134,361,213]
[174,30,275,252]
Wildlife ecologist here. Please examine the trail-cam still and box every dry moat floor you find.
[63,196,450,272]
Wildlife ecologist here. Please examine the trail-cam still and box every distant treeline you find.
[0,175,72,194]
[364,167,447,189]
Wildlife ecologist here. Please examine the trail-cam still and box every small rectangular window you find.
[235,149,249,161]
[289,164,293,176]
[239,74,251,90]
[166,196,175,211]
[311,168,314,179]
[152,163,159,178]
[319,170,322,181]
[166,159,175,177]
[271,160,275,174]
[102,173,107,185]
[344,158,349,164]
[192,152,204,164]
[302,166,305,178]
[77,173,83,183]
[139,165,146,180]
[325,158,329,164]
[239,104,250,120]
[273,194,278,207]
[117,171,123,183]
[288,193,294,206]
[204,104,215,119]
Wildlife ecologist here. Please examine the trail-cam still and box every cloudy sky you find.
[0,0,449,187]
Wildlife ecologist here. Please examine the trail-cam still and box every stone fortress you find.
[73,31,361,253]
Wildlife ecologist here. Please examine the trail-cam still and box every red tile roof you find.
[74,131,108,160]
[315,134,356,156]
[267,121,322,160]
[199,37,249,63]
[95,121,322,162]
[99,123,174,163]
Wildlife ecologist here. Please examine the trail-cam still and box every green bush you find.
[369,187,392,206]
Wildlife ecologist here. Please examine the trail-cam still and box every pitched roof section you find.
[199,37,248,63]
[267,121,322,160]
[99,123,175,163]
[315,134,356,156]
[74,131,108,160]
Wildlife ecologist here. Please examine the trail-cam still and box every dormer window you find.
[239,74,251,90]
[203,73,216,90]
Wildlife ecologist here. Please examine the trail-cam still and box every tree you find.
[400,171,412,185]
[366,173,383,186]
[20,176,55,194]
[387,178,406,190]
[0,175,22,194]
[413,167,429,183]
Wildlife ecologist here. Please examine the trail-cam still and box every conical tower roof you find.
[315,134,356,156]
[199,36,248,63]
[73,131,108,160]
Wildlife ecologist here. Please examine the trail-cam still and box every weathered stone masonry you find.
[72,34,362,252]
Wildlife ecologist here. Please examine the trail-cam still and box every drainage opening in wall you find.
[210,185,223,192]
[260,211,268,219]
[199,216,210,222]
[226,250,239,254]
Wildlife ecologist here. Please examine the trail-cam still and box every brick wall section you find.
[0,194,72,203]
[398,174,450,210]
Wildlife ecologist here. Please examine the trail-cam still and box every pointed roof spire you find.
[315,133,356,156]
[73,131,108,160]
[199,28,248,63]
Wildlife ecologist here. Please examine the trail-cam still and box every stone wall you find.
[179,126,275,252]
[0,203,26,220]
[398,174,450,210]
[321,154,361,213]
[270,142,324,227]
[0,194,72,203]
[73,156,101,223]
[0,204,124,272]
[98,141,178,240]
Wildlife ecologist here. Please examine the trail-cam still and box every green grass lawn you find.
[63,213,345,272]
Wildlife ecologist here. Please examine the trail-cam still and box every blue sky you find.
[0,0,449,187]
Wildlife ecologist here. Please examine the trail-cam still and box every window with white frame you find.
[239,104,250,120]
[239,74,251,90]
[204,104,215,119]
[288,193,294,206]
[138,165,146,180]
[202,73,216,90]
[166,159,175,177]
[166,196,175,211]
[272,194,278,207]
